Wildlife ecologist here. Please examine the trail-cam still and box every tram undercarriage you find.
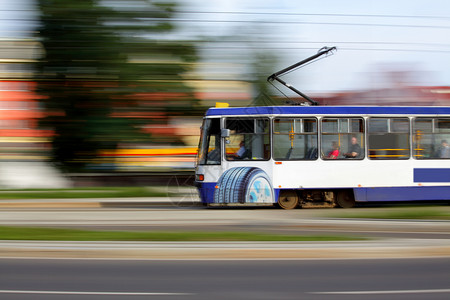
[277,189,355,209]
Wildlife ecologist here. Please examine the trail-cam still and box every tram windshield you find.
[197,118,221,165]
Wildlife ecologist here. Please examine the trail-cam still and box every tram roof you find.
[205,106,450,117]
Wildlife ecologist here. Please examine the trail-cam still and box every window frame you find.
[413,117,450,160]
[367,117,411,160]
[272,117,318,161]
[320,117,365,160]
[224,117,271,161]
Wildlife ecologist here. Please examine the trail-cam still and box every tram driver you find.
[232,140,247,159]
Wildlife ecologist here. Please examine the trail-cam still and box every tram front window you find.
[197,118,221,165]
[225,118,270,160]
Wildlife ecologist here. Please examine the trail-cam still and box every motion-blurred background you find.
[1,0,450,188]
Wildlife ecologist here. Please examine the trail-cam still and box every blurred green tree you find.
[36,0,198,172]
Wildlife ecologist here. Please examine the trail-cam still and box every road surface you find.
[0,257,449,300]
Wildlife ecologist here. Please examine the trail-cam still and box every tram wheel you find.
[277,190,299,209]
[335,190,355,208]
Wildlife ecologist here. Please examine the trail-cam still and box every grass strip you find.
[0,226,365,242]
[329,207,450,220]
[0,187,168,199]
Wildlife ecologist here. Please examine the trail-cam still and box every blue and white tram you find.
[194,105,450,208]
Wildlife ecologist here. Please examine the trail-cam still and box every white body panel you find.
[272,159,450,189]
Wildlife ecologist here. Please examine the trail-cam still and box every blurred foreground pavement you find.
[0,239,450,259]
[0,205,449,259]
[0,196,198,208]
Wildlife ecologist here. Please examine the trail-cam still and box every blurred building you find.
[0,39,51,161]
[0,39,70,188]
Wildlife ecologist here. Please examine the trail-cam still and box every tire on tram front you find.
[214,167,274,204]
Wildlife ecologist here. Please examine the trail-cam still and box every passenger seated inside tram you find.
[326,141,340,159]
[344,136,362,158]
[435,140,450,158]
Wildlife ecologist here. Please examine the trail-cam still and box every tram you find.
[194,48,450,208]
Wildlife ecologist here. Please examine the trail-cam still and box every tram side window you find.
[413,118,450,159]
[321,118,364,159]
[198,118,221,165]
[273,118,318,160]
[368,118,410,160]
[225,118,270,160]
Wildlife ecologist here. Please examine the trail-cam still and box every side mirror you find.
[221,129,230,138]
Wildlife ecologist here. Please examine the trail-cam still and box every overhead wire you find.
[2,9,450,53]
[2,8,450,20]
[173,10,450,21]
